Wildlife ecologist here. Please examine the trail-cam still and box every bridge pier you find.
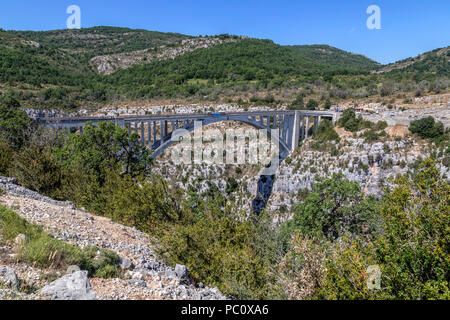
[291,111,301,152]
[304,117,310,139]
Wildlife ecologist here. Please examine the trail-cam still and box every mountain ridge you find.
[0,26,448,109]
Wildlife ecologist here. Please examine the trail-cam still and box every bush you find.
[313,159,450,300]
[276,232,326,299]
[102,171,179,231]
[373,159,450,299]
[409,116,447,144]
[338,108,360,132]
[0,140,14,175]
[282,174,380,243]
[10,145,66,200]
[361,129,387,142]
[155,192,278,299]
[317,236,379,299]
[306,99,318,110]
[289,93,305,110]
[312,120,340,144]
[0,100,33,149]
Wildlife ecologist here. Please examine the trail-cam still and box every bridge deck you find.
[38,110,336,123]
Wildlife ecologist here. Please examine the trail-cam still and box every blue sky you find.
[0,0,448,64]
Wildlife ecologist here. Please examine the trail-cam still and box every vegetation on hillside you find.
[0,28,448,109]
[9,26,191,59]
[287,44,380,72]
[409,116,449,145]
[1,101,448,299]
[0,206,120,279]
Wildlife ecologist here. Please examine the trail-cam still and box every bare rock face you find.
[90,37,238,75]
[40,271,97,300]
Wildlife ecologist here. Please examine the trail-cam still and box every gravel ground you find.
[0,176,227,300]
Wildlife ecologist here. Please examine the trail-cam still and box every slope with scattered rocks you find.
[0,177,227,300]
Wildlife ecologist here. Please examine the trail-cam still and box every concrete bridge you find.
[39,110,337,160]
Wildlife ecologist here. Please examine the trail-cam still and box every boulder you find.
[175,264,189,279]
[40,271,96,300]
[119,257,134,270]
[164,269,176,279]
[0,266,19,288]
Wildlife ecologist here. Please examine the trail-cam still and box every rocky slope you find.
[90,37,239,75]
[0,177,227,300]
[152,123,449,215]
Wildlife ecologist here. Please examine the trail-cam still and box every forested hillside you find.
[0,27,448,109]
[286,44,381,72]
[8,26,191,60]
[378,46,450,78]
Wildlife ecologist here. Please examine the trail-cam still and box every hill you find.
[376,46,450,77]
[8,26,191,60]
[107,38,363,99]
[0,27,448,109]
[286,44,381,72]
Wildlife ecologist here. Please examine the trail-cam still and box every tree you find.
[289,93,305,110]
[0,98,33,149]
[52,121,152,184]
[283,174,379,243]
[409,116,446,143]
[338,108,360,132]
[374,159,450,299]
[306,99,318,110]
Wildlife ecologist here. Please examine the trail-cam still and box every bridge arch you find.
[150,117,291,161]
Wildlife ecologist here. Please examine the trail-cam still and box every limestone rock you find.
[40,271,96,300]
[175,264,189,280]
[119,257,134,270]
[0,266,19,288]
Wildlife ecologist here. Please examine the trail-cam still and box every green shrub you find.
[312,120,340,144]
[361,129,387,142]
[0,140,14,175]
[289,93,305,110]
[10,145,66,200]
[338,108,360,132]
[373,159,450,299]
[306,99,318,110]
[0,100,33,149]
[102,171,179,231]
[409,116,447,144]
[155,192,278,299]
[0,205,120,277]
[313,159,450,300]
[282,174,379,243]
